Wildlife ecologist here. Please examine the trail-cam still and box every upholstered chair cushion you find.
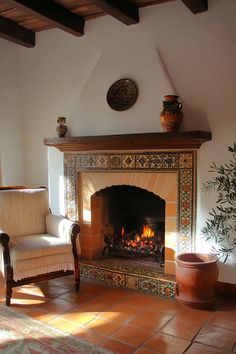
[10,234,72,260]
[0,189,50,237]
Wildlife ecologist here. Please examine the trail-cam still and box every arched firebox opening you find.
[92,185,165,265]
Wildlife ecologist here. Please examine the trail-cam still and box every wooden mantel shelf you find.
[44,131,212,152]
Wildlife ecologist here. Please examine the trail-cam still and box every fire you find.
[121,227,124,237]
[142,225,154,238]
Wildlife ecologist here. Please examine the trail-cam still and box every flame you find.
[121,227,124,236]
[142,225,154,238]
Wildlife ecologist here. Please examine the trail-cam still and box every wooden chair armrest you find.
[71,223,80,239]
[0,230,11,269]
[70,223,80,260]
[0,230,10,248]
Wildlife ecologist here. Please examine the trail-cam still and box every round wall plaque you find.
[106,78,138,111]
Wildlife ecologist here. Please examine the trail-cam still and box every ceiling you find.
[0,0,208,48]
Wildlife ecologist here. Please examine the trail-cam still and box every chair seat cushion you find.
[10,234,72,261]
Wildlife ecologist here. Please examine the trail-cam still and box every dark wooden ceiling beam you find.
[4,0,84,36]
[88,0,139,25]
[0,15,35,47]
[181,0,208,14]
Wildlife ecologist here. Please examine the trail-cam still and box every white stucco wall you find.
[3,0,235,283]
[0,40,24,185]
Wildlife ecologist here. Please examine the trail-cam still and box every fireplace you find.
[64,151,193,275]
[45,132,212,275]
[44,131,211,293]
[92,185,165,264]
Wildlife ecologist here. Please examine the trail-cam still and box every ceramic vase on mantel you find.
[56,117,67,138]
[160,95,183,132]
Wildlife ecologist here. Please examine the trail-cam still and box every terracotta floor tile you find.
[98,309,135,324]
[85,317,122,336]
[111,325,152,347]
[25,309,59,322]
[144,332,190,354]
[128,310,172,331]
[160,318,202,340]
[194,325,236,351]
[173,307,213,325]
[49,317,81,333]
[58,291,92,304]
[79,282,109,295]
[10,296,50,306]
[42,275,74,288]
[1,277,236,354]
[148,299,181,315]
[13,285,46,297]
[78,299,112,313]
[101,338,136,354]
[93,291,127,303]
[60,310,96,326]
[121,293,158,309]
[74,327,106,345]
[108,303,142,317]
[12,286,50,302]
[185,342,232,354]
[39,298,75,314]
[134,348,161,354]
[208,311,236,331]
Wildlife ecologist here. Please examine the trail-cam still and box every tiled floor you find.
[0,275,236,354]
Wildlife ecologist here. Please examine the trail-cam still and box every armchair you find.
[0,187,80,306]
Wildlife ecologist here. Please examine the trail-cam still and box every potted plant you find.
[201,143,236,262]
[175,144,236,308]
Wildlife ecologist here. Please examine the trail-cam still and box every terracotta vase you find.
[175,253,219,309]
[160,95,183,132]
[56,117,67,138]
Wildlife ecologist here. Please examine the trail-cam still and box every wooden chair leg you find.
[74,260,80,291]
[6,267,13,306]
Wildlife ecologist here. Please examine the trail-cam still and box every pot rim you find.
[176,252,218,266]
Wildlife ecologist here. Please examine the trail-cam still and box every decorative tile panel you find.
[80,259,175,298]
[64,150,196,255]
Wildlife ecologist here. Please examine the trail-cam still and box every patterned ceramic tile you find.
[125,275,139,291]
[112,272,125,288]
[96,155,108,169]
[138,277,174,298]
[81,265,112,284]
[76,154,96,169]
[136,155,150,168]
[109,155,122,169]
[179,153,193,168]
[121,155,135,169]
[150,153,178,169]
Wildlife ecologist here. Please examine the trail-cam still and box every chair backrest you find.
[0,188,50,237]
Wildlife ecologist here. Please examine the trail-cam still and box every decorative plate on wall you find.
[106,79,138,111]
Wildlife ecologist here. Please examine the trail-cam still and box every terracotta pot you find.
[160,95,183,132]
[175,253,219,309]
